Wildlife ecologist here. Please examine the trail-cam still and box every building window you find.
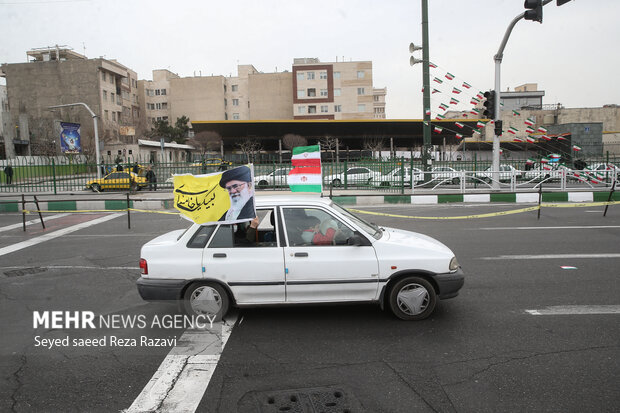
[307,72,315,80]
[110,92,115,103]
[162,116,168,121]
[358,104,366,112]
[232,99,239,106]
[297,72,305,81]
[374,95,379,102]
[320,89,328,97]
[110,76,114,85]
[161,89,166,95]
[297,90,306,98]
[156,103,162,110]
[102,72,106,81]
[308,106,317,114]
[112,112,116,121]
[104,110,109,120]
[232,85,238,92]
[146,89,154,97]
[334,88,341,97]
[357,71,365,79]
[307,88,316,97]
[334,72,341,79]
[224,98,227,107]
[298,106,306,114]
[334,105,342,112]
[357,87,365,95]
[103,90,107,101]
[321,105,328,113]
[320,71,327,79]
[233,113,240,120]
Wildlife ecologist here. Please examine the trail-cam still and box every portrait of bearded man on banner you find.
[219,165,256,221]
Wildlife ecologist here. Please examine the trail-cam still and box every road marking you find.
[0,213,70,233]
[478,225,620,230]
[526,305,620,315]
[482,253,620,260]
[0,213,123,257]
[126,313,237,413]
[0,265,137,271]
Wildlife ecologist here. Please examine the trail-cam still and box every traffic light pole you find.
[491,0,553,188]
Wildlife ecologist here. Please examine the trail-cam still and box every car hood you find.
[380,226,453,255]
[143,229,186,248]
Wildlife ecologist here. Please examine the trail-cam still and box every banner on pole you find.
[60,122,82,154]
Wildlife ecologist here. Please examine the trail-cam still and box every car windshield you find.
[331,202,382,240]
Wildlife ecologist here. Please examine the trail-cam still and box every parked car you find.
[522,163,562,182]
[85,171,147,192]
[582,163,620,183]
[376,167,424,187]
[254,168,290,188]
[474,164,523,183]
[323,167,380,187]
[137,196,464,321]
[431,166,461,185]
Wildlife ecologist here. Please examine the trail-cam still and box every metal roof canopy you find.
[191,119,483,151]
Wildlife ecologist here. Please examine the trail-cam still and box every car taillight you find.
[139,258,148,275]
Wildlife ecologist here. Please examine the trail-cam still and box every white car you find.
[474,165,523,183]
[582,163,620,183]
[254,167,290,187]
[137,196,464,321]
[431,166,461,185]
[376,167,424,187]
[323,167,379,187]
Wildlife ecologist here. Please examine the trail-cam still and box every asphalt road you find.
[0,202,619,412]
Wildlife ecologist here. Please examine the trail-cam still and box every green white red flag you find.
[445,72,455,80]
[537,126,548,133]
[572,145,582,151]
[524,117,535,126]
[462,82,472,89]
[433,126,443,133]
[526,136,536,143]
[476,121,486,128]
[513,137,524,142]
[455,122,465,129]
[429,62,438,68]
[288,145,322,193]
[450,97,459,105]
[435,114,446,120]
[512,110,521,116]
[525,126,535,133]
[452,87,462,94]
[508,126,519,134]
[439,103,449,110]
[433,77,443,84]
[455,133,463,139]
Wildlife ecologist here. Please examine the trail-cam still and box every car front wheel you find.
[91,183,101,192]
[183,282,230,321]
[388,276,436,320]
[331,179,341,187]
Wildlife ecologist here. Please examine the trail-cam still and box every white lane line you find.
[481,253,620,260]
[0,265,137,271]
[526,305,620,315]
[126,313,238,413]
[0,213,70,233]
[0,213,123,257]
[478,225,620,230]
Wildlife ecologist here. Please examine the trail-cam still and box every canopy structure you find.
[191,119,485,151]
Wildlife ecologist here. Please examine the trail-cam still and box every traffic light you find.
[524,0,543,23]
[483,90,496,119]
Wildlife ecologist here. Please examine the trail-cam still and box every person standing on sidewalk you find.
[4,163,13,185]
[146,166,157,191]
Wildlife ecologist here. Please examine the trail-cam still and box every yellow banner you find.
[173,165,256,225]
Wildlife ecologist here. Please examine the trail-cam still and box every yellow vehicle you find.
[85,171,147,192]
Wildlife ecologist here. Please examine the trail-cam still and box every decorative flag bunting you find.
[526,137,536,143]
[537,126,548,133]
[445,72,455,80]
[425,108,431,116]
[432,88,441,94]
[452,87,462,94]
[525,126,535,133]
[572,145,582,151]
[512,110,521,116]
[455,133,463,139]
[508,126,518,134]
[433,126,443,133]
[524,117,535,126]
[450,98,459,105]
[557,136,568,141]
[439,103,449,110]
[288,145,322,193]
[470,108,481,115]
[455,122,465,129]
[470,97,480,104]
[526,158,536,165]
[435,114,446,120]
[476,92,484,100]
[433,77,443,84]
[549,154,561,159]
[541,135,552,141]
[476,121,486,128]
[462,82,472,89]
[513,138,524,142]
[429,62,437,68]
[543,164,553,171]
[540,158,550,164]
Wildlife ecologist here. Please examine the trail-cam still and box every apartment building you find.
[0,46,143,158]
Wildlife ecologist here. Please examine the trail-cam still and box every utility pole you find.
[421,0,432,179]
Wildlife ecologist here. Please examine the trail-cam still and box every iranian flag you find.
[425,108,431,116]
[435,114,446,120]
[512,110,521,116]
[452,87,462,94]
[462,81,472,89]
[526,136,536,143]
[541,135,552,141]
[540,158,550,164]
[434,126,443,133]
[525,126,535,133]
[455,133,463,139]
[508,126,518,134]
[439,103,449,110]
[476,121,486,128]
[429,62,438,68]
[288,145,322,193]
[549,153,561,159]
[445,72,455,80]
[432,88,441,94]
[455,122,465,129]
[470,97,481,104]
[476,92,484,100]
[513,137,524,143]
[557,136,568,141]
[524,117,535,126]
[450,97,459,105]
[526,158,536,165]
[470,108,481,116]
[572,145,582,151]
[433,77,443,84]
[537,126,548,133]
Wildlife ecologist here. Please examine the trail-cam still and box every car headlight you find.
[449,256,459,272]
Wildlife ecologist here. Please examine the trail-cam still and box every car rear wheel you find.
[183,282,229,321]
[452,177,460,185]
[331,179,341,187]
[258,180,269,187]
[388,276,436,320]
[91,183,101,192]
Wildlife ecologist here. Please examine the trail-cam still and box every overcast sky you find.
[1,0,618,119]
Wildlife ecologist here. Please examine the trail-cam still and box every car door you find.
[281,206,379,303]
[201,208,285,304]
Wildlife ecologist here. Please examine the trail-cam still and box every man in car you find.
[219,166,256,221]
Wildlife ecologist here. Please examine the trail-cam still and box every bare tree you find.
[189,131,222,158]
[318,135,340,162]
[236,137,262,163]
[282,134,307,150]
[363,137,384,159]
[29,118,57,157]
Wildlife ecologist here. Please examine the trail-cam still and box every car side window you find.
[187,225,216,248]
[207,209,278,249]
[208,225,234,248]
[283,207,354,247]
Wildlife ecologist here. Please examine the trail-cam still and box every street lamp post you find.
[49,102,102,179]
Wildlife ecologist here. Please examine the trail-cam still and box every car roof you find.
[255,194,333,208]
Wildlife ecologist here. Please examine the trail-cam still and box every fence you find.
[1,156,619,194]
